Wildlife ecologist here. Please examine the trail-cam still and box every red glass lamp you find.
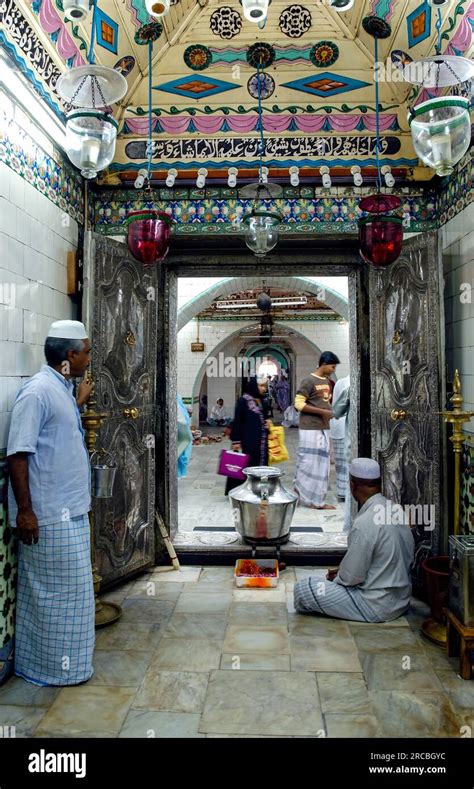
[358,194,403,268]
[126,210,173,265]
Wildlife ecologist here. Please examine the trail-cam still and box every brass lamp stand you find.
[421,370,474,646]
[81,387,122,628]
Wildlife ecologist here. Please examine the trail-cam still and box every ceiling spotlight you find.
[428,0,449,6]
[240,0,270,23]
[381,165,395,188]
[196,167,208,188]
[134,167,148,189]
[289,166,299,187]
[166,167,177,187]
[320,166,331,188]
[63,0,91,22]
[351,165,363,187]
[228,167,238,188]
[329,0,355,11]
[145,0,170,18]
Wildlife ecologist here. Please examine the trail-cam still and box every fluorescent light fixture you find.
[216,296,308,309]
[0,53,66,150]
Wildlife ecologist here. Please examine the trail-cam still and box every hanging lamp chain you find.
[374,35,382,192]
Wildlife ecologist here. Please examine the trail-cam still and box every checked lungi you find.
[294,429,331,507]
[14,514,95,686]
[294,577,381,622]
[332,437,348,499]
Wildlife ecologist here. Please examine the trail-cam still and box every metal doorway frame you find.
[154,239,369,554]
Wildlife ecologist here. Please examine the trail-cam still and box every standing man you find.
[294,458,415,622]
[7,320,94,686]
[330,375,350,502]
[294,351,340,510]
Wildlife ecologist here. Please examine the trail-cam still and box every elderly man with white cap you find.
[294,458,415,622]
[7,320,95,685]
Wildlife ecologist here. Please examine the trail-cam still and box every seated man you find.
[294,458,415,622]
[207,398,232,427]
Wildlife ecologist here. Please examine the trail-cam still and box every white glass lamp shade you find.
[242,0,269,22]
[145,0,170,18]
[408,97,471,177]
[243,210,281,257]
[65,110,118,179]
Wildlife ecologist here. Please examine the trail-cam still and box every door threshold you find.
[175,542,347,567]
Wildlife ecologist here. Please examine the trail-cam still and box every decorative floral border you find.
[1,115,84,224]
[437,151,473,227]
[461,439,474,535]
[92,189,438,236]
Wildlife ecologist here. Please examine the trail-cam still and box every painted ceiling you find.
[1,0,473,183]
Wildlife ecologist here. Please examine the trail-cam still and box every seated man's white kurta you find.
[294,458,415,623]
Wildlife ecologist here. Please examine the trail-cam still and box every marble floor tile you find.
[164,613,228,639]
[288,614,352,639]
[233,587,287,603]
[119,598,176,624]
[199,567,235,583]
[94,622,163,652]
[0,705,48,737]
[100,583,135,605]
[287,593,296,614]
[220,654,291,671]
[229,602,288,626]
[133,670,209,713]
[175,592,232,614]
[290,635,362,672]
[87,650,154,687]
[369,690,465,738]
[316,673,372,715]
[200,670,323,736]
[0,677,60,707]
[325,714,379,738]
[223,625,290,655]
[361,654,444,692]
[34,686,137,736]
[417,636,460,672]
[436,671,474,712]
[348,616,410,629]
[151,638,222,672]
[184,580,235,593]
[119,710,205,738]
[128,581,184,600]
[351,626,423,654]
[149,567,201,583]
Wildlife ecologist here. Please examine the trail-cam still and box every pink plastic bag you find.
[218,449,251,480]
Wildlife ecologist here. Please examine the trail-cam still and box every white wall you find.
[0,162,78,448]
[177,316,351,412]
[442,202,474,433]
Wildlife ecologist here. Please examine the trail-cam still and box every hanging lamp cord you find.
[374,35,382,191]
[87,0,97,65]
[147,40,153,184]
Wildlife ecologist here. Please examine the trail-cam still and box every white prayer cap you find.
[47,320,88,339]
[349,458,381,480]
[257,374,268,384]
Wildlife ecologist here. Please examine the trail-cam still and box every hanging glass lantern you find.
[126,210,173,265]
[243,210,281,257]
[65,110,118,179]
[358,195,403,268]
[408,97,471,177]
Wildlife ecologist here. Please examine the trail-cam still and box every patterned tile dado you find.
[1,114,84,224]
[92,188,437,236]
[0,451,16,686]
[437,151,474,227]
[461,440,474,535]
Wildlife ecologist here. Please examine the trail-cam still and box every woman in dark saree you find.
[225,376,270,495]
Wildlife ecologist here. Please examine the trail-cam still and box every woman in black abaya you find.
[225,376,270,495]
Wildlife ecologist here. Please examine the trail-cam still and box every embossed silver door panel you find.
[83,232,156,587]
[370,232,447,552]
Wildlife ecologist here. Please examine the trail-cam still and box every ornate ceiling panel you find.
[1,0,472,181]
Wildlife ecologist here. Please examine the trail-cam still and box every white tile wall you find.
[177,316,351,414]
[0,162,78,449]
[443,202,474,434]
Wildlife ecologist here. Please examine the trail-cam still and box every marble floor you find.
[177,423,346,548]
[0,565,472,738]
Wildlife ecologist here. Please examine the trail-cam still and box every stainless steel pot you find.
[229,466,298,545]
